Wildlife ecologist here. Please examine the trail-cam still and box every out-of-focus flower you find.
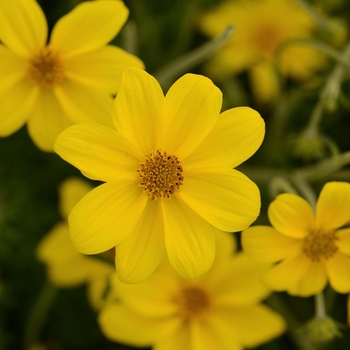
[0,0,143,151]
[198,0,327,102]
[242,182,350,296]
[98,232,286,350]
[302,315,343,343]
[54,67,265,283]
[36,178,113,310]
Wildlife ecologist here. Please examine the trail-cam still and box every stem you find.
[303,41,350,137]
[23,282,58,350]
[154,25,234,90]
[268,176,298,199]
[314,292,327,319]
[291,174,317,210]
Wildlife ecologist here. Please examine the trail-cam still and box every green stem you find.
[315,292,327,319]
[23,282,58,350]
[268,176,298,199]
[154,25,234,90]
[303,41,350,137]
[291,174,317,210]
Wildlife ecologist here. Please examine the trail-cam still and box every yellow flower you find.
[0,0,143,151]
[54,67,264,283]
[199,0,326,102]
[36,177,113,309]
[242,182,350,297]
[98,232,285,350]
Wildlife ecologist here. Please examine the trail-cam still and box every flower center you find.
[137,150,184,200]
[252,23,282,57]
[303,231,339,262]
[177,285,211,320]
[27,47,65,88]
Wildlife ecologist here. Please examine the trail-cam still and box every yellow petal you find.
[324,252,350,293]
[50,0,128,57]
[27,89,72,152]
[264,253,311,292]
[116,201,165,283]
[199,315,241,350]
[68,180,148,254]
[0,0,47,56]
[268,193,314,239]
[0,79,37,137]
[336,228,350,255]
[189,321,223,350]
[54,123,142,182]
[164,74,222,159]
[316,182,350,230]
[36,223,89,287]
[161,197,217,279]
[184,107,264,168]
[179,168,260,232]
[216,253,271,306]
[213,231,237,263]
[154,324,191,350]
[54,80,114,127]
[241,225,302,262]
[113,67,165,154]
[288,262,327,297]
[98,304,155,346]
[65,45,144,94]
[224,305,286,347]
[110,270,178,318]
[58,177,93,219]
[0,45,26,92]
[249,61,280,103]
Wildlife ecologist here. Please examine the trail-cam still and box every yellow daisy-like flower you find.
[0,0,143,151]
[199,0,325,102]
[98,232,285,350]
[36,177,113,309]
[54,67,264,283]
[242,182,350,297]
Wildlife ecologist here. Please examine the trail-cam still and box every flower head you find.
[242,182,350,296]
[98,232,285,350]
[0,0,143,151]
[36,177,113,309]
[198,0,326,102]
[54,67,264,283]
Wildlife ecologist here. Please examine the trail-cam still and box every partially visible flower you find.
[198,0,327,102]
[242,182,350,296]
[301,316,343,342]
[54,67,265,283]
[0,0,143,151]
[98,232,285,350]
[36,177,113,309]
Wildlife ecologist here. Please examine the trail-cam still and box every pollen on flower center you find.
[303,231,339,262]
[252,23,282,56]
[27,47,65,88]
[177,285,211,320]
[137,150,184,200]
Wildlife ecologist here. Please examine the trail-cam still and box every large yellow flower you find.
[199,0,326,102]
[36,177,113,309]
[98,232,285,350]
[54,67,264,283]
[0,0,143,151]
[242,182,350,297]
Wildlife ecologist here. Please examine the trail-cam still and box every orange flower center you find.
[137,150,184,200]
[177,285,211,320]
[303,231,339,262]
[27,47,65,88]
[252,23,282,57]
